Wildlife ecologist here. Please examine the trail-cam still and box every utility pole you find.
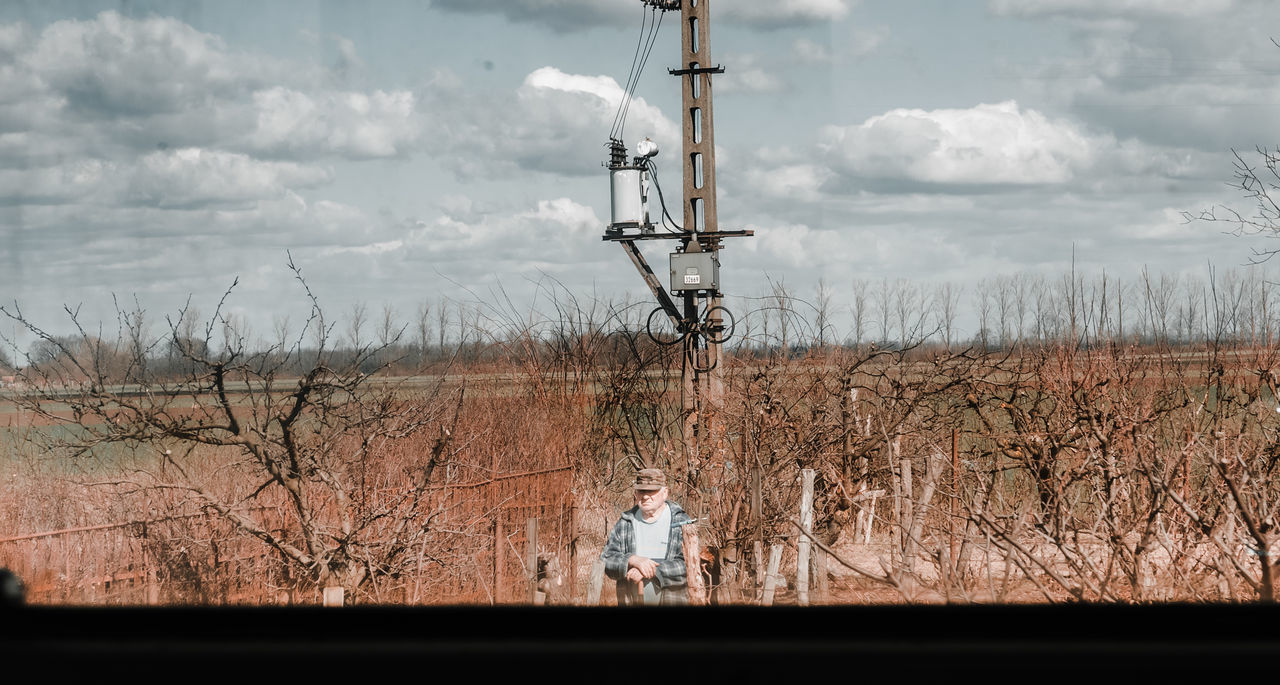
[603,0,749,520]
[675,0,724,505]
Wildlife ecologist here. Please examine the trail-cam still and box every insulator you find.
[606,138,628,169]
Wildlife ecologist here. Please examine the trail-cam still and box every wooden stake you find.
[753,539,764,591]
[493,519,504,604]
[797,468,814,606]
[761,544,783,606]
[815,548,829,604]
[526,518,538,604]
[568,502,578,604]
[587,558,605,605]
[682,522,708,605]
[322,586,343,607]
[951,427,959,577]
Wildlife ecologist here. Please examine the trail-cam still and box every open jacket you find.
[600,501,693,606]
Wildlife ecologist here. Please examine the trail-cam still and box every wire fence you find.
[0,466,574,606]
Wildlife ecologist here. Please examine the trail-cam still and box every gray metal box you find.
[670,251,719,292]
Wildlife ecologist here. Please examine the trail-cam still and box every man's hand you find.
[626,567,645,584]
[627,555,658,579]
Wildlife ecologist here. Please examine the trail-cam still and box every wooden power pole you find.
[605,0,750,519]
[675,0,724,516]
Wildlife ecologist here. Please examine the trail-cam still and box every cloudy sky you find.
[3,0,1280,350]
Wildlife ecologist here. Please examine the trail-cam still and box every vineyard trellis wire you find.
[0,466,573,605]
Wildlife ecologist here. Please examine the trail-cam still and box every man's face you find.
[634,486,668,518]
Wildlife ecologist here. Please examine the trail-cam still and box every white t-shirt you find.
[632,504,671,605]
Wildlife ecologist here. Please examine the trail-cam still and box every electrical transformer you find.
[605,138,656,236]
[670,251,719,293]
[609,167,648,230]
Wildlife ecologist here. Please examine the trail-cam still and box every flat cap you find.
[633,468,667,491]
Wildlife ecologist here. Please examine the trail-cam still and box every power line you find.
[610,4,651,140]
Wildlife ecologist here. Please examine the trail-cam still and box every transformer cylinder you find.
[610,168,644,228]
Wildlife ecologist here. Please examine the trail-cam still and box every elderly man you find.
[600,467,693,606]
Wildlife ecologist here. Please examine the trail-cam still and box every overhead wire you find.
[619,8,663,141]
[609,4,650,140]
[611,5,665,142]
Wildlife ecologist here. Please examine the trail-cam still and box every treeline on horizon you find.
[4,262,1280,381]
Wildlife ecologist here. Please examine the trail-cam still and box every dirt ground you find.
[573,502,1052,606]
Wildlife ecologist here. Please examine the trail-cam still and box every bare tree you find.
[271,314,292,357]
[1185,146,1280,263]
[850,278,869,346]
[934,282,962,350]
[874,277,893,347]
[814,278,833,348]
[1028,277,1057,343]
[416,300,431,364]
[116,295,151,383]
[993,275,1013,348]
[767,278,794,350]
[1177,276,1203,344]
[347,301,368,351]
[891,278,924,346]
[378,304,398,349]
[1141,266,1177,345]
[2,262,456,602]
[1090,271,1111,345]
[1113,275,1127,342]
[436,297,449,350]
[974,278,994,349]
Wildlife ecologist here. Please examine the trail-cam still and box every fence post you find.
[797,468,814,606]
[682,522,707,605]
[568,500,578,604]
[141,522,158,605]
[493,519,503,605]
[753,540,764,595]
[761,543,783,606]
[526,518,539,604]
[752,465,762,560]
[322,586,344,607]
[814,548,829,604]
[588,558,605,605]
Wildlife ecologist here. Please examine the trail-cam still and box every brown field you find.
[3,339,1279,605]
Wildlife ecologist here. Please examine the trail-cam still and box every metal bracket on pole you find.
[668,65,725,76]
[620,239,682,328]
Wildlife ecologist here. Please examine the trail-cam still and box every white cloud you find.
[792,39,833,64]
[125,148,332,209]
[743,222,836,267]
[246,87,419,159]
[0,146,332,209]
[521,197,601,235]
[0,159,114,204]
[24,11,258,117]
[1001,1,1280,151]
[423,66,678,178]
[989,0,1234,18]
[415,197,600,255]
[429,0,634,32]
[847,26,890,58]
[722,0,853,26]
[740,163,829,201]
[821,100,1096,185]
[719,54,787,95]
[432,0,853,30]
[0,11,423,164]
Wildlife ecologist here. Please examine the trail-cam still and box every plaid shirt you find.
[600,501,693,606]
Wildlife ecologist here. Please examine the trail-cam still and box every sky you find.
[3,0,1280,352]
